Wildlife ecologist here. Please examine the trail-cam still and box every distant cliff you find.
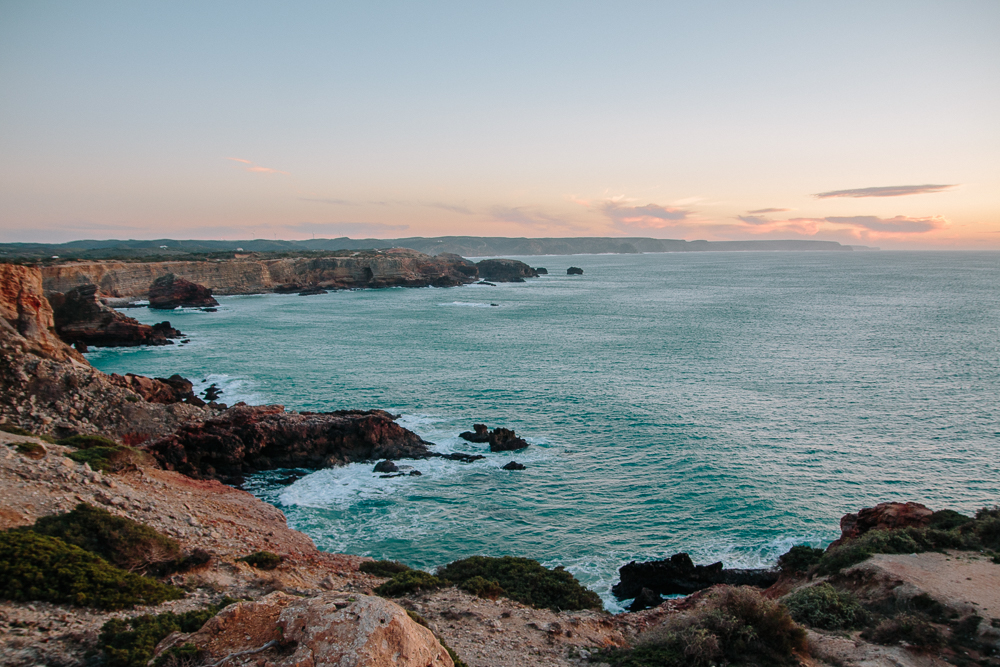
[40,249,478,298]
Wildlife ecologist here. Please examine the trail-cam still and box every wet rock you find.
[477,280,496,286]
[298,287,328,296]
[202,383,222,402]
[489,427,529,452]
[408,470,422,476]
[475,259,539,282]
[49,284,182,347]
[612,552,779,599]
[373,460,400,473]
[567,267,583,275]
[628,587,664,612]
[148,274,219,309]
[501,461,525,470]
[459,424,491,443]
[535,267,548,274]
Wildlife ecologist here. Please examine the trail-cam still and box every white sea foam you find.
[190,373,266,406]
[439,301,497,308]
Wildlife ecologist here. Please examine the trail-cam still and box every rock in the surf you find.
[148,273,219,309]
[501,461,526,470]
[567,266,583,275]
[629,587,665,612]
[459,424,491,443]
[373,460,400,473]
[489,427,529,452]
[612,552,779,599]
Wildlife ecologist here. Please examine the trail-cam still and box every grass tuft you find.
[15,441,46,459]
[0,530,182,609]
[66,445,150,472]
[237,550,282,570]
[57,434,119,449]
[0,424,34,436]
[438,556,602,611]
[375,569,445,596]
[359,559,411,577]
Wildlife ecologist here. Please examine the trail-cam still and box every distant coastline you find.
[0,236,877,262]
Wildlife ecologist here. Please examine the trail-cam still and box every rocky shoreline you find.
[1,262,998,667]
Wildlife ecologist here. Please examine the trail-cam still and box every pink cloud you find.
[599,200,692,230]
[225,157,289,175]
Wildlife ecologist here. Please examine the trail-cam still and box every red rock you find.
[829,501,934,549]
[106,372,201,405]
[0,264,83,363]
[148,273,219,309]
[49,284,181,347]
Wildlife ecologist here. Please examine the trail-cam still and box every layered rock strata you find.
[49,283,181,347]
[41,249,479,298]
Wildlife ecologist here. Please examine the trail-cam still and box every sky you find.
[1,1,998,249]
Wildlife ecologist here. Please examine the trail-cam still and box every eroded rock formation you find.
[475,258,538,282]
[828,501,934,549]
[49,284,181,347]
[148,273,219,309]
[612,552,779,599]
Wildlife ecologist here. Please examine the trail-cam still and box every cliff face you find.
[0,264,83,363]
[41,249,478,298]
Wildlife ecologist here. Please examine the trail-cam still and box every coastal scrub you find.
[782,583,870,630]
[438,556,602,611]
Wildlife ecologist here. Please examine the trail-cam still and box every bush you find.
[816,527,970,575]
[15,441,46,459]
[460,575,506,600]
[783,583,870,630]
[0,424,33,436]
[57,434,119,449]
[237,551,282,570]
[29,503,180,573]
[927,509,973,531]
[359,559,411,577]
[777,545,824,573]
[375,569,445,596]
[862,613,943,648]
[98,599,237,667]
[599,586,806,667]
[438,556,602,611]
[66,445,149,472]
[0,530,183,609]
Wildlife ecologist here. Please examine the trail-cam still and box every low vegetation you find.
[358,559,412,577]
[861,613,944,648]
[65,444,150,472]
[597,586,806,667]
[15,441,46,459]
[0,424,34,436]
[57,433,119,449]
[0,530,183,609]
[777,545,824,573]
[375,569,445,596]
[783,583,870,630]
[459,575,506,600]
[438,556,603,611]
[236,550,283,570]
[29,503,181,573]
[98,598,238,667]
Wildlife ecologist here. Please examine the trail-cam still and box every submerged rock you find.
[612,552,779,599]
[148,273,219,309]
[501,461,526,471]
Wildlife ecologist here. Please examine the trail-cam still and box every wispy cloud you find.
[734,212,946,236]
[225,157,289,175]
[825,215,945,233]
[599,199,692,230]
[814,184,957,198]
[747,207,791,214]
[427,202,473,215]
[736,215,773,226]
[487,205,589,233]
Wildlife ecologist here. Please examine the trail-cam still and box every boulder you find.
[148,273,219,309]
[612,552,779,599]
[567,266,584,275]
[501,461,526,470]
[153,591,453,667]
[475,258,539,282]
[828,501,934,549]
[373,460,400,473]
[629,587,665,612]
[489,427,529,452]
[49,284,181,347]
[148,404,445,483]
[459,423,491,443]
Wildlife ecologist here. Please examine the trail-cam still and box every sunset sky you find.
[1,1,998,249]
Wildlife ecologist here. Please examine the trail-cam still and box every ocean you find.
[87,251,1000,610]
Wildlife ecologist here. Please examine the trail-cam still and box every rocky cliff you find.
[41,249,478,298]
[0,264,84,363]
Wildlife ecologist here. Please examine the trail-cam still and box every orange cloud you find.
[224,157,289,175]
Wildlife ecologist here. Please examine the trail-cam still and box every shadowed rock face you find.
[148,274,219,309]
[49,284,181,347]
[0,263,83,363]
[475,259,538,282]
[612,553,779,599]
[147,404,439,483]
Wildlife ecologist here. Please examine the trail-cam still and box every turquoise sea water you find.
[87,252,1000,610]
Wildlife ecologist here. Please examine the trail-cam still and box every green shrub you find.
[359,559,411,577]
[862,613,943,648]
[459,575,506,600]
[375,569,445,596]
[0,530,182,609]
[237,550,282,570]
[98,599,237,667]
[777,545,825,573]
[438,556,602,611]
[57,434,119,449]
[927,509,973,531]
[66,445,149,472]
[972,517,1000,551]
[15,441,46,459]
[30,503,180,573]
[783,583,870,630]
[0,424,33,436]
[816,527,971,575]
[598,586,806,667]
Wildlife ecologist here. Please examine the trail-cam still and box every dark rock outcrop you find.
[612,552,779,599]
[459,424,491,443]
[501,461,525,471]
[147,404,449,483]
[828,501,933,549]
[148,274,219,309]
[475,259,539,282]
[535,267,548,274]
[489,427,529,452]
[567,267,583,275]
[49,284,181,347]
[373,460,400,473]
[629,587,665,612]
[107,372,203,405]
